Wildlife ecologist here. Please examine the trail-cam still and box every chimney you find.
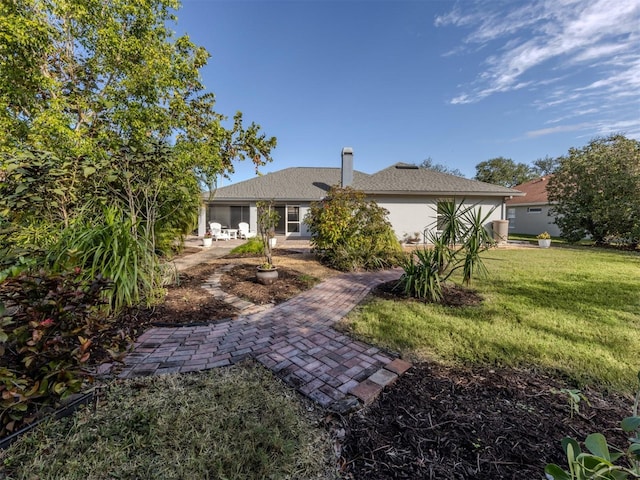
[341,147,353,187]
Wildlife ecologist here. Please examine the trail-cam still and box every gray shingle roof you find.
[208,167,370,201]
[355,163,521,196]
[205,163,523,201]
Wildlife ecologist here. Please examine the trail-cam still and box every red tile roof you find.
[506,176,553,205]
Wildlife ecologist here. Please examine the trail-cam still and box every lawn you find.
[342,246,640,391]
[1,363,336,480]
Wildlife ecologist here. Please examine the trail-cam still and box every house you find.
[198,148,524,240]
[505,176,561,237]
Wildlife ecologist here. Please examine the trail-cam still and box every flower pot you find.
[538,239,551,248]
[256,266,278,285]
[202,237,213,247]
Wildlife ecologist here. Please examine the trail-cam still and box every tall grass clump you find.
[47,207,163,312]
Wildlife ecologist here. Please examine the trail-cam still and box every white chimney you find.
[341,147,353,187]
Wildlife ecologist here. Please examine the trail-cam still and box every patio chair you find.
[238,222,256,239]
[209,222,230,241]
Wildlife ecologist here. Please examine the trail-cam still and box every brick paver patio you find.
[119,268,412,410]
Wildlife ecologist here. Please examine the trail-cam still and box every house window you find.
[527,207,542,214]
[507,208,516,229]
[287,205,300,235]
[230,206,250,227]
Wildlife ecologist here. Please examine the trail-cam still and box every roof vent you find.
[395,164,419,170]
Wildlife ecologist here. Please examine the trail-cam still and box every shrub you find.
[0,269,117,438]
[305,187,403,271]
[230,237,264,255]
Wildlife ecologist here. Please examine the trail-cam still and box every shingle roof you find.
[205,163,523,201]
[506,176,553,205]
[354,163,522,196]
[208,167,370,201]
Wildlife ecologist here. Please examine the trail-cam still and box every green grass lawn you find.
[343,246,640,392]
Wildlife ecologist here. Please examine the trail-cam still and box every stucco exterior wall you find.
[507,204,560,236]
[371,195,506,242]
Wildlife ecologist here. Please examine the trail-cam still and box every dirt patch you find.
[337,362,632,480]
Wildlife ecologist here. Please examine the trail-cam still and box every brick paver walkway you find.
[119,268,412,410]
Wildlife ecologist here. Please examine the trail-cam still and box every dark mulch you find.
[337,362,632,480]
[374,280,484,307]
[142,262,318,326]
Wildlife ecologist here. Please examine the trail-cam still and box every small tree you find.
[305,187,402,271]
[256,200,280,269]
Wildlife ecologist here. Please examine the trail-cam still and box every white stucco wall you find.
[371,195,507,242]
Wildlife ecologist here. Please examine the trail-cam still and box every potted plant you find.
[256,200,280,285]
[202,230,213,247]
[403,232,422,245]
[536,231,551,248]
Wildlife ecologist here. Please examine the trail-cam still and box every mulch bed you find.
[374,280,484,307]
[145,262,318,326]
[337,362,632,479]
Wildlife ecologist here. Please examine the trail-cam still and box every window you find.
[527,207,542,214]
[507,208,516,229]
[286,205,300,235]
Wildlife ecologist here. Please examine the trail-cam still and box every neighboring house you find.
[198,148,524,240]
[505,176,561,237]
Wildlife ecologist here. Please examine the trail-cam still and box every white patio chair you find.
[238,222,256,239]
[209,222,230,241]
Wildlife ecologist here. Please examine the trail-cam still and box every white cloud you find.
[526,123,593,138]
[437,0,640,124]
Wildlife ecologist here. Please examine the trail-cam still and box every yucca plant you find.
[397,199,496,301]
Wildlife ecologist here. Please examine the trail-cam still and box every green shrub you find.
[0,269,116,438]
[305,187,403,271]
[46,207,163,313]
[230,237,264,255]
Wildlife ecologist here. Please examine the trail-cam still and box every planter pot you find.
[256,267,278,285]
[538,239,551,248]
[268,237,277,248]
[202,237,213,247]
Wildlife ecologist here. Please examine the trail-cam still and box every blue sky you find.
[175,0,640,185]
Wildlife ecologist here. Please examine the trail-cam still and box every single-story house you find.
[198,148,524,241]
[505,176,561,237]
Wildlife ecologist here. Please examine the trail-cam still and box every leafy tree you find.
[532,156,559,177]
[547,135,640,245]
[305,187,403,271]
[419,157,465,177]
[0,0,277,308]
[474,157,535,187]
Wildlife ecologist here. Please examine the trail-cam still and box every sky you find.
[174,0,640,185]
